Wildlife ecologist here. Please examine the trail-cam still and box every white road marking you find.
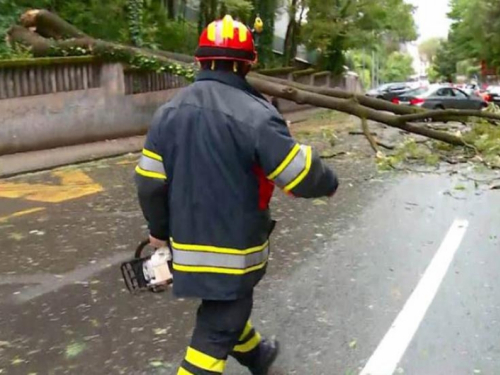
[360,219,469,375]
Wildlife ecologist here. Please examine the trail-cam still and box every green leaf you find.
[348,339,357,349]
[65,342,87,359]
[149,360,165,368]
[11,357,24,365]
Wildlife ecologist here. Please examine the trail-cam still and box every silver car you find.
[395,85,487,110]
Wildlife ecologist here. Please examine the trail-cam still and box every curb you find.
[0,136,144,178]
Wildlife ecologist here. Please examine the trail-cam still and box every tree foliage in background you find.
[379,52,414,83]
[0,0,23,56]
[436,0,500,80]
[128,0,144,47]
[418,37,442,63]
[430,40,457,82]
[345,50,372,88]
[303,0,417,74]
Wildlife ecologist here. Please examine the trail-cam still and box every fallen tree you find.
[5,9,500,152]
[246,77,466,145]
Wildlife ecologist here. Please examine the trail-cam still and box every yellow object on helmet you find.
[254,16,263,34]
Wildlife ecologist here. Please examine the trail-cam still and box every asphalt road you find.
[0,153,499,375]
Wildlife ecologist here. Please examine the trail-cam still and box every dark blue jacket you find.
[135,70,338,300]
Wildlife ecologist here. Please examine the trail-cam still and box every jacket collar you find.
[195,70,267,101]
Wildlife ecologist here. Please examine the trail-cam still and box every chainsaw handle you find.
[134,239,150,259]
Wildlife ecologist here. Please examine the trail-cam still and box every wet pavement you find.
[1,148,500,375]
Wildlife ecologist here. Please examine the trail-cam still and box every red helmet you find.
[195,15,257,63]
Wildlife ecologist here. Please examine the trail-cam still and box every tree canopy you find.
[1,0,418,77]
[302,0,417,74]
[430,0,500,81]
[418,37,442,63]
[379,52,414,83]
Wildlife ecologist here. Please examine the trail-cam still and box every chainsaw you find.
[120,239,173,294]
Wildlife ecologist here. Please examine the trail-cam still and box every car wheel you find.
[480,102,488,110]
[433,105,445,110]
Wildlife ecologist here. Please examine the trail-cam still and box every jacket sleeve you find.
[256,114,339,198]
[134,113,169,241]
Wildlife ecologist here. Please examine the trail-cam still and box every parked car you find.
[462,83,480,96]
[393,85,488,110]
[366,82,413,101]
[486,86,500,105]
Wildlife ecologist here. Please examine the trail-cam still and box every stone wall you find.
[0,58,362,156]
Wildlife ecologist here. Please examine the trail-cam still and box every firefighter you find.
[135,14,339,375]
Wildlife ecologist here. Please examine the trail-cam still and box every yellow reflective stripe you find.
[185,347,225,373]
[207,22,216,42]
[239,321,253,341]
[267,144,301,180]
[173,260,267,275]
[171,239,268,256]
[238,23,247,42]
[135,165,166,179]
[177,367,193,375]
[221,15,234,39]
[233,332,261,353]
[142,148,162,161]
[284,146,312,192]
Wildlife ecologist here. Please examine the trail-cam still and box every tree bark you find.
[251,72,423,115]
[19,9,88,39]
[361,117,379,153]
[283,0,297,65]
[7,26,56,56]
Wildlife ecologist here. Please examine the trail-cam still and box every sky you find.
[407,0,452,42]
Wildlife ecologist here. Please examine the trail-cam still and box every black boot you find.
[248,337,280,375]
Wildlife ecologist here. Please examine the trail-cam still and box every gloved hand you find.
[149,234,166,248]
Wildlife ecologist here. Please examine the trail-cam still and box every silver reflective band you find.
[274,145,308,187]
[138,154,166,175]
[172,246,269,269]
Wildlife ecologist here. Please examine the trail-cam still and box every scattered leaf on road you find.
[153,328,168,335]
[312,199,327,206]
[65,342,86,358]
[348,339,357,349]
[454,185,466,191]
[0,341,11,348]
[150,360,165,368]
[11,358,24,365]
[7,232,25,241]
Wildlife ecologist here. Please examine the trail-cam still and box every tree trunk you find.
[290,3,305,63]
[19,9,88,39]
[283,0,297,65]
[251,73,423,115]
[198,0,207,35]
[246,76,468,146]
[167,0,175,19]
